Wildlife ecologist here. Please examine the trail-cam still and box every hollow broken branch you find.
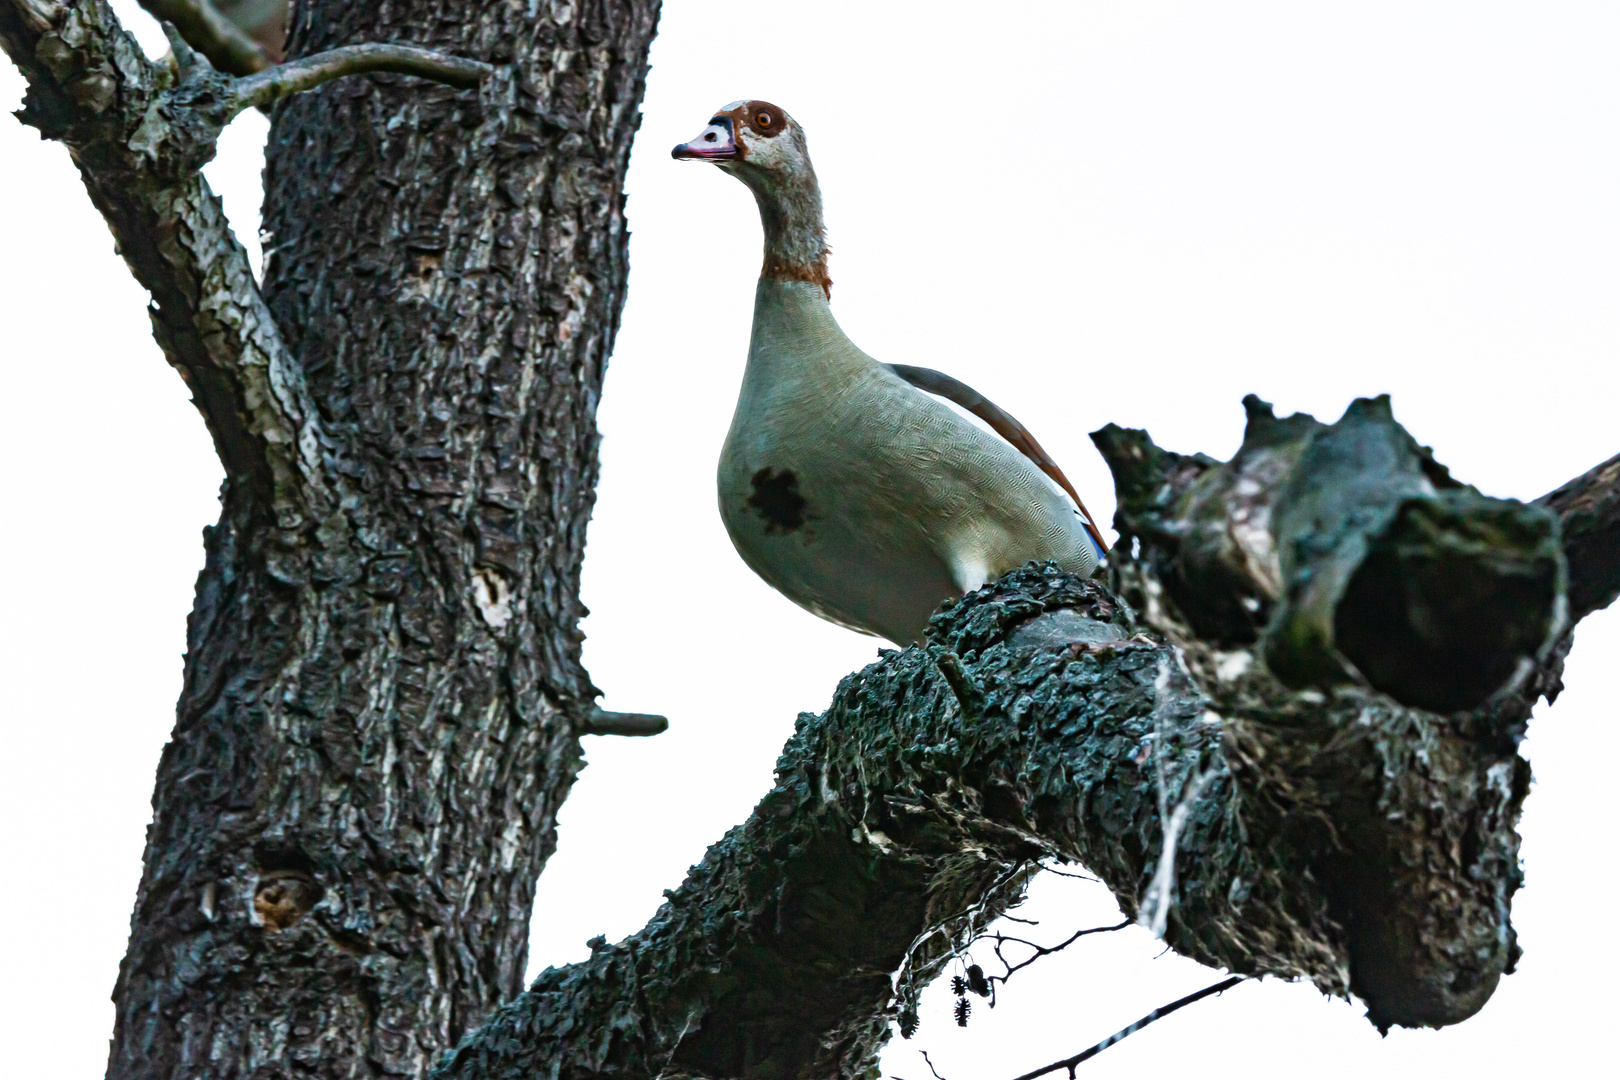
[1093,395,1568,713]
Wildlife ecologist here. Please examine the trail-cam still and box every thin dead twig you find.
[983,920,1132,988]
[1007,976,1245,1080]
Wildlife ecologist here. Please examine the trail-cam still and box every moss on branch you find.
[435,396,1614,1079]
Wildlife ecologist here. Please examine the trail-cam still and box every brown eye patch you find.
[741,99,787,138]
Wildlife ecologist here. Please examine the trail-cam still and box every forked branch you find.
[1,0,490,527]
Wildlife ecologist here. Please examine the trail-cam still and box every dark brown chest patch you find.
[748,468,807,533]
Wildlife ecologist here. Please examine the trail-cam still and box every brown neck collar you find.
[733,162,832,299]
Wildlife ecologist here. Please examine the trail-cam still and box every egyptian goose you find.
[673,100,1107,644]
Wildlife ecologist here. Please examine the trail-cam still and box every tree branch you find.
[1006,976,1245,1080]
[140,0,271,75]
[1537,451,1620,623]
[979,918,1131,988]
[228,42,491,113]
[3,2,490,533]
[431,399,1610,1078]
[3,0,327,528]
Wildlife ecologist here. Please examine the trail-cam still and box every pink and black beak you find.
[672,116,740,161]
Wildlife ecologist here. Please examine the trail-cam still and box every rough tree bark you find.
[2,1,659,1077]
[6,4,1616,1080]
[430,400,1614,1080]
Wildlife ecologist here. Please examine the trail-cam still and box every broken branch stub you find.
[1094,395,1566,714]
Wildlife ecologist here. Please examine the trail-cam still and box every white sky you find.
[3,2,1618,1077]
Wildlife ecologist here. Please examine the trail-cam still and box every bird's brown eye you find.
[756,112,773,128]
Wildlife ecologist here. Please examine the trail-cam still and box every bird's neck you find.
[739,166,832,298]
[744,278,869,389]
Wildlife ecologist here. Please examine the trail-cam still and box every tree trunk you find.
[1,1,659,1076]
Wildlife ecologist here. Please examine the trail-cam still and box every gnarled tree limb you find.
[3,0,491,534]
[3,0,327,529]
[433,399,1614,1079]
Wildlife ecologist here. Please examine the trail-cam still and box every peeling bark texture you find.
[2,0,659,1077]
[434,401,1613,1080]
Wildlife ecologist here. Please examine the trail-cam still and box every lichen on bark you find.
[435,394,1611,1079]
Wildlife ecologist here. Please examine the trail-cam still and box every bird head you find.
[673,100,829,296]
[671,100,808,179]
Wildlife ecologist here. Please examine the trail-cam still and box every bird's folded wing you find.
[886,363,1109,555]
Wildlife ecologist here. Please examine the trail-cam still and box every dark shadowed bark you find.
[2,0,659,1077]
[7,4,1617,1080]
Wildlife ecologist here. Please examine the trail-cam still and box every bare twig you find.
[982,920,1132,987]
[1006,977,1244,1080]
[228,43,493,115]
[141,0,272,74]
[890,1048,952,1080]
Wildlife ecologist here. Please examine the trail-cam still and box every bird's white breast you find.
[718,280,1097,643]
